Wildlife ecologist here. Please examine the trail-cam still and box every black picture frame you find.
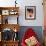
[25,6,36,20]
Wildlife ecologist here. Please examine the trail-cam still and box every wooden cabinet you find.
[0,7,20,46]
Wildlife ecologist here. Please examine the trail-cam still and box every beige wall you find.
[44,0,46,27]
[43,0,46,46]
[44,0,46,26]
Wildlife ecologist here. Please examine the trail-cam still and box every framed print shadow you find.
[25,6,36,20]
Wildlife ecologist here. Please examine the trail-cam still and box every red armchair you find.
[21,28,41,46]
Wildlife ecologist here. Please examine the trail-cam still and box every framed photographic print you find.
[2,10,9,15]
[25,6,36,20]
[9,9,18,15]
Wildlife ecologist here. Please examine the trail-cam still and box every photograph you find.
[25,6,36,20]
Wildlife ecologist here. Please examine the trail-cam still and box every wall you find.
[0,0,43,26]
[43,0,46,46]
[18,0,43,26]
[43,0,46,27]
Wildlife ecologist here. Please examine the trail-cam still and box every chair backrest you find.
[21,28,41,46]
[21,28,37,46]
[23,28,36,41]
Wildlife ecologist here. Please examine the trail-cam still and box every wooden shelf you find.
[0,7,19,15]
[0,7,19,10]
[0,7,20,46]
[0,40,19,46]
[2,40,19,42]
[0,24,20,32]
